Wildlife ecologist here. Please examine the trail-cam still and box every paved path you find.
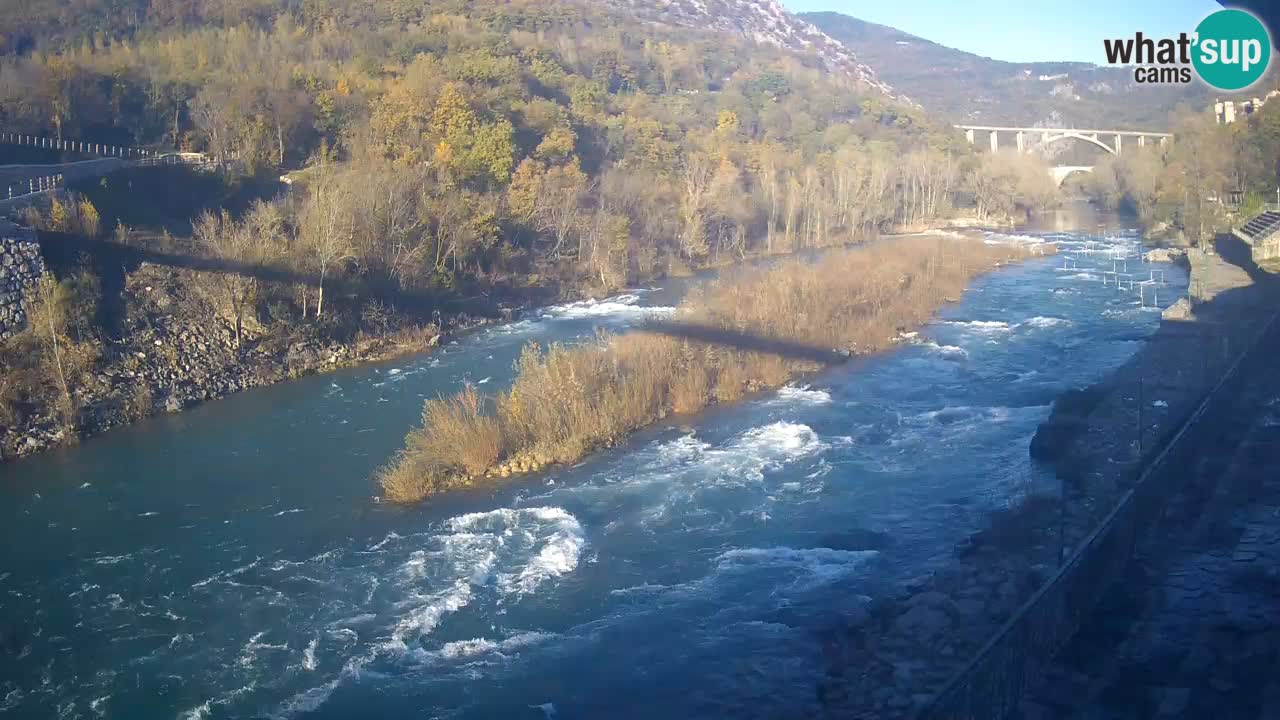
[0,158,125,187]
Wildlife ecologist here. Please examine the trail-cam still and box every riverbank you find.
[817,233,1278,717]
[0,261,446,460]
[1022,266,1280,719]
[0,216,990,464]
[380,236,1046,503]
[0,221,1168,720]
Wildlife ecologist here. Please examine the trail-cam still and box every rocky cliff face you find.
[0,222,43,340]
[597,0,894,95]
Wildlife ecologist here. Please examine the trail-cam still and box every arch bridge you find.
[955,125,1173,183]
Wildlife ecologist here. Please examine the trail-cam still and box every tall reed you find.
[380,237,1042,502]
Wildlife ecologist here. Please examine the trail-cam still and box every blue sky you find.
[781,0,1225,64]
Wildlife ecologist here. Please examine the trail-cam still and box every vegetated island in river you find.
[380,235,1051,503]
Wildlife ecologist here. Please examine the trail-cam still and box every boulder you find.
[893,591,959,644]
[1162,298,1194,321]
[1030,384,1109,463]
[1144,247,1187,263]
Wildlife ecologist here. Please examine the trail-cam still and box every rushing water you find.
[0,221,1188,720]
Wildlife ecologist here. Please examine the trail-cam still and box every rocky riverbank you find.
[0,261,528,461]
[817,238,1280,718]
[1022,289,1280,719]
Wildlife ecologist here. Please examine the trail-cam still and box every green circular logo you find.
[1192,9,1271,91]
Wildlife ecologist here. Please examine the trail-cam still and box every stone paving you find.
[1020,357,1280,719]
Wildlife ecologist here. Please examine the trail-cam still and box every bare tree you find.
[298,169,355,319]
[194,202,280,348]
[26,274,75,428]
[680,151,715,259]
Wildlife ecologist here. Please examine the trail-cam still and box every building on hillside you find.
[1215,90,1280,124]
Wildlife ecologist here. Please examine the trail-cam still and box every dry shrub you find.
[378,450,437,504]
[382,237,1036,502]
[743,352,794,388]
[0,373,19,427]
[428,386,503,475]
[379,386,504,501]
[24,194,101,237]
[712,358,748,403]
[122,382,154,421]
[670,362,710,414]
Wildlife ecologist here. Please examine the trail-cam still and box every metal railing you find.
[134,151,217,170]
[0,132,159,159]
[4,173,64,201]
[916,303,1280,720]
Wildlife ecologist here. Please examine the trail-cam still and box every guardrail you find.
[1,154,214,207]
[916,304,1280,719]
[0,132,163,159]
[4,173,64,203]
[135,152,216,169]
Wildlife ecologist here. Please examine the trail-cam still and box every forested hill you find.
[0,0,1046,298]
[802,10,1236,130]
[0,0,1071,455]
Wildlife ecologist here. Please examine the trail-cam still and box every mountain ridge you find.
[801,10,1240,130]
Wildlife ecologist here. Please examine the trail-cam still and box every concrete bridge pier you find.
[952,125,1173,157]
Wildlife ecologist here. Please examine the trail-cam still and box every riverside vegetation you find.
[380,236,1045,502]
[1081,99,1280,245]
[0,0,1062,458]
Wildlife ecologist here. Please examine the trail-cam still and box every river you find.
[0,213,1188,720]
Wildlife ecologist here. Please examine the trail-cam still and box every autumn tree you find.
[24,273,98,430]
[1166,113,1230,246]
[679,150,715,260]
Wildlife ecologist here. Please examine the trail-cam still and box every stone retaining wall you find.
[0,222,44,339]
[1253,233,1280,263]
